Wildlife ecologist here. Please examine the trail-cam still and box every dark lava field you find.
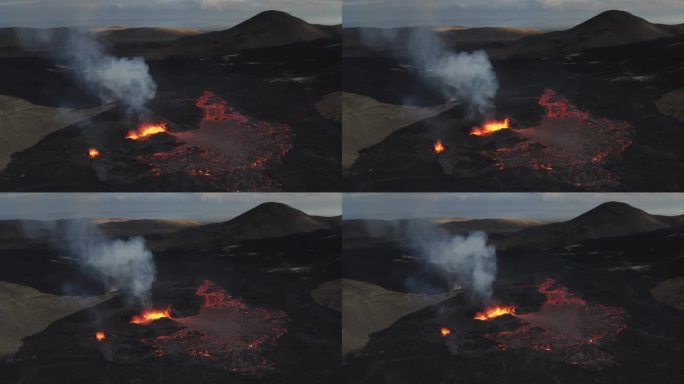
[343,37,684,192]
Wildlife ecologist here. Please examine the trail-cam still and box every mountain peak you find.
[572,201,651,223]
[241,10,306,25]
[587,201,646,215]
[497,202,675,250]
[595,10,638,19]
[241,202,306,218]
[574,9,656,31]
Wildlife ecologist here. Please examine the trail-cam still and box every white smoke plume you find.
[361,219,498,303]
[17,29,156,113]
[406,29,499,115]
[359,28,499,115]
[65,220,157,305]
[411,229,497,303]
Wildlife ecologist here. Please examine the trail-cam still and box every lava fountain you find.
[95,331,106,342]
[434,140,445,154]
[88,148,100,159]
[440,327,452,337]
[126,122,168,141]
[130,307,172,325]
[470,118,510,136]
[474,305,517,321]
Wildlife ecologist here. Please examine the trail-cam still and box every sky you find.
[343,193,684,221]
[344,0,684,29]
[0,193,342,222]
[0,0,341,29]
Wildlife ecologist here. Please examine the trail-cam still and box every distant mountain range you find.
[0,10,340,59]
[492,10,684,58]
[343,10,684,58]
[495,201,684,250]
[0,202,340,251]
[343,201,684,251]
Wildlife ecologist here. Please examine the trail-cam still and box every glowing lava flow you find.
[141,280,288,375]
[95,331,106,342]
[434,140,445,154]
[136,91,293,191]
[126,122,168,141]
[486,278,627,367]
[440,327,452,337]
[474,305,517,321]
[470,118,510,136]
[88,148,100,159]
[481,89,633,190]
[130,307,172,325]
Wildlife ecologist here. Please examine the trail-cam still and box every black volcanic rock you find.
[496,202,684,250]
[151,202,337,250]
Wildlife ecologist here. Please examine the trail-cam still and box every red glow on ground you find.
[136,91,292,191]
[141,280,288,375]
[481,89,632,190]
[487,278,627,367]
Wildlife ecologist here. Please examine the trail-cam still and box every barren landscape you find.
[0,11,341,191]
[0,202,341,383]
[343,10,684,191]
[343,201,684,383]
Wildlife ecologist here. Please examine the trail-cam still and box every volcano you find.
[0,202,341,383]
[496,202,684,250]
[343,10,684,192]
[0,10,340,192]
[148,10,336,60]
[494,10,678,58]
[342,201,684,384]
[152,202,340,251]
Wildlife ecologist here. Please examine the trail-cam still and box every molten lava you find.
[481,89,633,190]
[486,278,627,367]
[434,140,445,154]
[88,148,100,159]
[474,305,517,321]
[95,331,106,342]
[440,327,452,337]
[130,307,172,325]
[141,280,288,375]
[470,118,510,136]
[135,91,293,191]
[126,122,168,141]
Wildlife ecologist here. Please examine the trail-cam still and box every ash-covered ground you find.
[343,228,684,383]
[0,229,341,384]
[343,37,684,191]
[0,38,340,192]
